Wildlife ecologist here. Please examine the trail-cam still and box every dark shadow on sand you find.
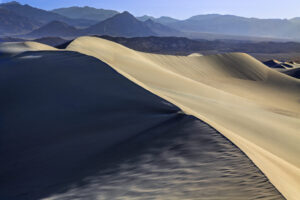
[0,51,283,199]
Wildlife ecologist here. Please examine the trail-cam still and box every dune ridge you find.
[0,37,299,199]
[0,41,57,55]
[0,48,283,199]
[64,36,300,200]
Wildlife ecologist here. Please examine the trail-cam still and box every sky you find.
[1,0,300,20]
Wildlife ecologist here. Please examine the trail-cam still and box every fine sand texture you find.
[65,36,300,200]
[44,116,282,200]
[0,50,283,199]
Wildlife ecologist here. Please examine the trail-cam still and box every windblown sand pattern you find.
[44,117,283,200]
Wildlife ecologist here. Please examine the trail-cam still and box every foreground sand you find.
[44,116,282,200]
[1,38,300,199]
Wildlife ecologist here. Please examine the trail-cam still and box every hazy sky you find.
[2,0,300,19]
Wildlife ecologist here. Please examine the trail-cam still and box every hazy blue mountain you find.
[52,6,118,22]
[25,21,80,38]
[2,2,300,40]
[137,15,156,21]
[0,7,40,35]
[166,14,300,39]
[137,15,180,24]
[155,16,180,24]
[144,19,181,36]
[290,17,300,23]
[85,11,156,37]
[0,1,96,28]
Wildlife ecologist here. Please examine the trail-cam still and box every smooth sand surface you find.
[0,50,282,199]
[65,36,300,200]
[188,53,203,57]
[0,41,57,55]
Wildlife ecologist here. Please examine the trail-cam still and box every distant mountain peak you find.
[26,20,79,37]
[119,11,134,17]
[141,15,154,18]
[105,11,138,22]
[137,15,156,22]
[52,6,118,22]
[1,1,20,5]
[145,19,155,24]
[85,11,156,37]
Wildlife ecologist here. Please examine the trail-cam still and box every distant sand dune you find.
[282,67,300,79]
[187,53,203,57]
[264,59,300,71]
[65,36,300,200]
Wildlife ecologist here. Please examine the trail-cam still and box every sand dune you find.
[264,59,300,71]
[0,49,282,200]
[44,116,282,200]
[0,50,182,199]
[0,37,299,199]
[0,41,56,55]
[188,53,203,57]
[65,36,300,200]
[282,67,300,79]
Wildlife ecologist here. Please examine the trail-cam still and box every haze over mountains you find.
[0,6,39,35]
[0,1,96,29]
[84,11,157,37]
[1,1,300,40]
[27,21,80,38]
[137,15,180,24]
[20,11,176,38]
[52,6,118,21]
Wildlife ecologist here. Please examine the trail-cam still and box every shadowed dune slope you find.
[0,50,283,200]
[0,50,181,199]
[66,36,300,200]
[282,67,300,79]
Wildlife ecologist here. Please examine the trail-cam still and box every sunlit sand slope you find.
[0,50,282,199]
[0,41,56,55]
[67,36,300,200]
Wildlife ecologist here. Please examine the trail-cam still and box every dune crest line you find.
[0,37,299,199]
[65,36,300,200]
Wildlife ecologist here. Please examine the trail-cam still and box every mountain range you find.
[22,11,177,38]
[137,15,180,24]
[52,6,118,21]
[27,21,80,38]
[0,1,96,28]
[0,6,39,35]
[84,11,157,37]
[167,14,300,39]
[0,1,300,40]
